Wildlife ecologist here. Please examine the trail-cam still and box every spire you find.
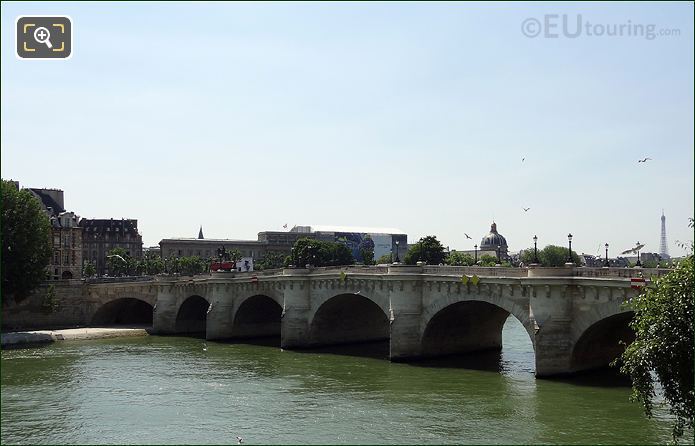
[659,212,669,259]
[198,226,204,239]
[490,222,498,233]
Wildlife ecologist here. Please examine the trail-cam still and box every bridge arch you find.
[570,309,635,373]
[91,297,154,326]
[420,295,534,359]
[175,295,210,335]
[308,292,390,347]
[230,294,283,339]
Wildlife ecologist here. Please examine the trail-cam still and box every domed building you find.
[480,222,508,257]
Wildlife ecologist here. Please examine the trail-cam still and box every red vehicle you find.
[210,261,236,272]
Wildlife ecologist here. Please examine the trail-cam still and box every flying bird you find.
[521,157,525,162]
[621,243,646,255]
[522,207,530,212]
[464,233,472,239]
[282,223,288,229]
[638,157,652,163]
[236,436,244,444]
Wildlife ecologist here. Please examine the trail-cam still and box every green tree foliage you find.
[255,252,286,271]
[178,256,209,276]
[1,180,52,302]
[359,235,375,265]
[82,261,97,278]
[404,236,445,265]
[106,247,133,276]
[478,254,498,267]
[618,255,694,441]
[446,251,475,266]
[519,245,581,267]
[376,253,393,264]
[288,238,354,267]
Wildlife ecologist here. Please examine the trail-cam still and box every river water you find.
[1,318,677,444]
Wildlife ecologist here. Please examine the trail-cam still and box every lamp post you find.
[567,233,573,263]
[604,243,609,267]
[533,235,539,264]
[496,245,501,265]
[474,244,478,264]
[635,241,642,267]
[394,240,400,263]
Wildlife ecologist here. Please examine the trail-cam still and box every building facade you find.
[49,212,83,280]
[80,219,143,276]
[160,225,408,263]
[27,187,83,280]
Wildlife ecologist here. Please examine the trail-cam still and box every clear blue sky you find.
[2,2,693,256]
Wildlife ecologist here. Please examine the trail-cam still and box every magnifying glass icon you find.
[33,26,53,49]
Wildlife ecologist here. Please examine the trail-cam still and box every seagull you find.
[638,157,652,163]
[106,254,126,262]
[282,223,288,229]
[464,233,472,239]
[522,207,530,212]
[522,157,525,162]
[236,436,243,444]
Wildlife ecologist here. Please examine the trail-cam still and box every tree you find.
[478,254,498,267]
[520,245,581,267]
[446,251,475,266]
[83,261,97,278]
[255,252,286,271]
[376,253,393,264]
[404,236,445,265]
[287,238,354,267]
[618,254,694,441]
[359,235,375,265]
[1,180,52,302]
[178,256,208,276]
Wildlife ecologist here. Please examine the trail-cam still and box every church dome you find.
[480,222,508,250]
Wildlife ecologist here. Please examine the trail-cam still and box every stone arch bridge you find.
[72,264,667,377]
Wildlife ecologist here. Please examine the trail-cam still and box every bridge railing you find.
[573,267,672,279]
[423,266,529,277]
[85,276,155,284]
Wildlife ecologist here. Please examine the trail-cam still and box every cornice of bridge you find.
[81,265,668,292]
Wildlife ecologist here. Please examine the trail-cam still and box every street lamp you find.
[474,244,478,264]
[496,245,501,265]
[604,243,609,267]
[394,240,400,263]
[533,235,539,264]
[567,233,573,263]
[635,241,642,267]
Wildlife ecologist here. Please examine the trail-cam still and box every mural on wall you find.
[334,232,393,262]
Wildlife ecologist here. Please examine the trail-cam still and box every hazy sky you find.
[2,2,693,256]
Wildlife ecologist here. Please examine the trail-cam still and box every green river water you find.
[1,318,680,444]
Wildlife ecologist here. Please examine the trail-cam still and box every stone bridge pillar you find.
[206,283,236,340]
[388,264,424,361]
[530,278,575,376]
[151,282,178,334]
[280,269,311,349]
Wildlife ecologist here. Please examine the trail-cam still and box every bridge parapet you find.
[573,267,671,278]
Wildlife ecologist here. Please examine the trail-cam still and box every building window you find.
[54,250,60,265]
[64,251,70,265]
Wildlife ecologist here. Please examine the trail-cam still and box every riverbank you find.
[1,326,149,348]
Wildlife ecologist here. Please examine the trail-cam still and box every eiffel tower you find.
[659,210,670,259]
